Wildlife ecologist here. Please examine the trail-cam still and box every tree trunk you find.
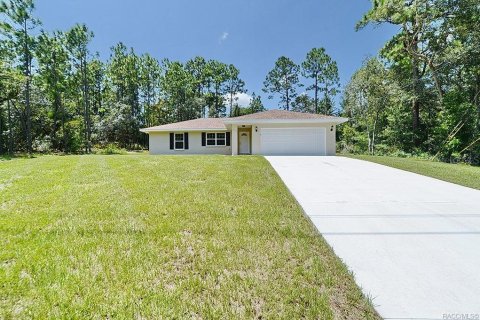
[429,62,443,103]
[367,128,372,154]
[324,88,328,115]
[286,89,289,111]
[52,94,59,149]
[51,52,59,150]
[0,108,4,154]
[411,54,421,146]
[86,64,92,153]
[412,99,420,130]
[314,76,318,114]
[7,100,14,155]
[81,56,92,153]
[229,91,233,117]
[372,118,377,155]
[409,19,422,147]
[61,95,66,153]
[23,18,32,153]
[412,78,420,129]
[81,59,88,153]
[475,74,480,129]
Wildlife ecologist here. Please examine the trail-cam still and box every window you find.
[175,133,184,150]
[216,133,226,146]
[207,133,216,146]
[206,132,226,146]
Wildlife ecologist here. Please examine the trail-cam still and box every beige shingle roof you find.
[229,110,336,120]
[140,118,226,132]
[141,110,347,132]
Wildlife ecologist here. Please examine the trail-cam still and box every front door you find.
[239,131,250,154]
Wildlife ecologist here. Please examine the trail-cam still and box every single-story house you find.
[140,110,348,156]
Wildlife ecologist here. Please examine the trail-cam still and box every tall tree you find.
[205,60,228,118]
[231,93,265,117]
[88,57,105,116]
[358,0,441,143]
[66,23,94,153]
[0,0,40,152]
[185,56,209,117]
[248,92,265,114]
[185,56,207,95]
[36,30,70,150]
[107,43,142,115]
[291,94,314,114]
[160,60,201,122]
[263,56,301,110]
[0,56,22,154]
[342,58,394,154]
[224,64,246,117]
[301,47,340,114]
[139,53,161,128]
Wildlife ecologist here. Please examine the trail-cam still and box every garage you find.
[260,127,326,155]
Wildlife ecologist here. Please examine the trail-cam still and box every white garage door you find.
[260,127,326,155]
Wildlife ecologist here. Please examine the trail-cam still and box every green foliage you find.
[96,103,142,149]
[248,92,265,114]
[433,92,479,161]
[224,64,246,117]
[139,53,161,126]
[291,94,314,113]
[35,30,70,151]
[205,60,229,117]
[261,50,341,114]
[63,118,84,153]
[263,56,301,110]
[231,92,266,116]
[301,47,340,114]
[0,0,40,152]
[345,1,480,164]
[65,23,94,153]
[2,0,478,165]
[107,42,141,113]
[0,0,248,155]
[339,123,368,154]
[341,57,396,154]
[95,143,127,155]
[160,60,202,121]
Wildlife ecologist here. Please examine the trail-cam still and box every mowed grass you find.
[0,155,378,319]
[346,154,480,190]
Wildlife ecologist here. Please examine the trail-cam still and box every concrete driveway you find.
[266,156,480,320]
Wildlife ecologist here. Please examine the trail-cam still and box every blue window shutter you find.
[226,132,231,146]
[184,133,189,149]
[169,133,174,149]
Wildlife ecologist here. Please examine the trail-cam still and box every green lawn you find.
[0,155,378,319]
[346,154,480,190]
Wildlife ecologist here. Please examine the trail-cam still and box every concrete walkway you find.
[266,156,480,320]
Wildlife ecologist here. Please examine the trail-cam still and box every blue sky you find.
[36,0,397,109]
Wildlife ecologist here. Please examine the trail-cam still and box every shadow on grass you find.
[0,153,37,161]
[0,151,149,160]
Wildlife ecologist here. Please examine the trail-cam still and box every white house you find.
[140,110,348,156]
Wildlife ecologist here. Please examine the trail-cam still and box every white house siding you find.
[148,131,231,155]
[250,123,337,156]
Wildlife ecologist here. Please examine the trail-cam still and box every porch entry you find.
[238,130,251,154]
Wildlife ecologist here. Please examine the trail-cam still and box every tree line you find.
[263,49,340,114]
[4,0,477,164]
[0,0,264,154]
[0,0,344,155]
[341,0,480,164]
